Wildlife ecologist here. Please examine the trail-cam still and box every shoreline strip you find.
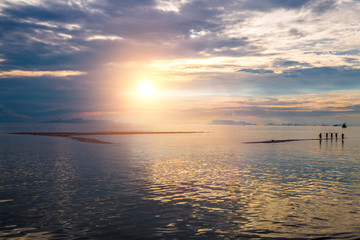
[10,131,204,144]
[244,138,325,144]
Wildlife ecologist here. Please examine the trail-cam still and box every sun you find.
[137,80,155,98]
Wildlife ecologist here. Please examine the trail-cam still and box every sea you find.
[0,123,359,239]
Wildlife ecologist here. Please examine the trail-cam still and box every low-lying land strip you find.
[10,131,204,144]
[244,138,321,144]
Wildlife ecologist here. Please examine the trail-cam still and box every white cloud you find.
[86,35,123,41]
[0,0,43,14]
[154,0,191,12]
[189,29,209,39]
[154,1,360,73]
[150,53,360,75]
[0,70,87,78]
[64,24,82,30]
[18,18,58,28]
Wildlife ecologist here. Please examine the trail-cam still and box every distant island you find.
[266,123,309,126]
[42,118,351,127]
[210,120,256,125]
[210,120,349,126]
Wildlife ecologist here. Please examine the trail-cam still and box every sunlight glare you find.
[137,80,155,98]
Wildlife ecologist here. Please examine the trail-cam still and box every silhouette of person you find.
[335,133,338,139]
[319,133,322,139]
[342,133,344,139]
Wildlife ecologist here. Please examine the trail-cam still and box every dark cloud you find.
[311,0,337,13]
[0,0,229,71]
[2,4,87,22]
[241,0,311,11]
[0,105,32,122]
[236,98,310,106]
[257,67,360,94]
[288,28,305,37]
[335,49,360,56]
[328,104,360,111]
[240,0,337,13]
[0,0,343,73]
[0,75,92,120]
[185,37,259,57]
[177,66,360,96]
[344,58,359,64]
[221,105,360,119]
[306,49,360,56]
[238,68,274,74]
[273,59,311,68]
[267,0,311,8]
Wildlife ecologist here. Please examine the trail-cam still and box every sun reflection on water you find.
[139,132,360,238]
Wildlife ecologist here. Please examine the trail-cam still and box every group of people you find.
[319,132,344,140]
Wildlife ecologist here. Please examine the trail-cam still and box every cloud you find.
[241,0,311,11]
[146,90,360,125]
[210,119,256,125]
[236,98,311,106]
[344,57,359,64]
[238,68,274,74]
[86,35,123,41]
[196,91,360,124]
[0,0,360,123]
[0,70,87,78]
[311,0,337,13]
[0,105,32,122]
[155,0,191,12]
[306,49,360,56]
[272,60,311,68]
[288,28,305,37]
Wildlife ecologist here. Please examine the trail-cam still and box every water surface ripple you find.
[1,125,360,239]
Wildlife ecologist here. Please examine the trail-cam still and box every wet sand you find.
[244,138,321,144]
[11,132,337,145]
[11,131,204,144]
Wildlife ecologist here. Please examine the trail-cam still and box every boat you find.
[342,123,347,128]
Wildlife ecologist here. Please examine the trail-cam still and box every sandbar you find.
[244,138,322,144]
[10,131,204,144]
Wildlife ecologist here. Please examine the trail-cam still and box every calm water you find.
[1,123,360,239]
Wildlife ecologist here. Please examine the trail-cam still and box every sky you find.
[1,0,360,125]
